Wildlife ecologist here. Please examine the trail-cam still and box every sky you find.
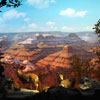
[0,0,100,33]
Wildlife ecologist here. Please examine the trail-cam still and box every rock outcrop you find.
[79,77,100,90]
[36,45,73,69]
[5,44,62,64]
[37,42,49,48]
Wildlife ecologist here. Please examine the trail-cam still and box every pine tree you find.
[0,0,22,8]
[93,19,100,36]
[70,55,91,81]
[0,0,22,12]
[92,19,100,81]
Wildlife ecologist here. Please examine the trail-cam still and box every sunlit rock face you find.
[18,33,55,45]
[22,60,37,73]
[2,56,37,73]
[18,38,36,45]
[36,44,94,69]
[5,45,41,63]
[5,42,63,64]
[37,42,49,48]
[36,45,73,69]
[1,55,21,64]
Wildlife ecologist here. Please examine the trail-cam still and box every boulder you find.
[79,77,100,90]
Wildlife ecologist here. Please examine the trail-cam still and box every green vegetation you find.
[0,0,22,12]
[93,19,100,36]
[70,55,92,81]
[92,19,100,81]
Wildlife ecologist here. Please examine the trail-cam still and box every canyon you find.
[0,32,98,90]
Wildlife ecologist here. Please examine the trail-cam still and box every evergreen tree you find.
[0,0,22,12]
[92,19,100,81]
[70,55,91,81]
[93,19,100,36]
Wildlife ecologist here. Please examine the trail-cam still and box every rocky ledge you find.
[0,86,100,100]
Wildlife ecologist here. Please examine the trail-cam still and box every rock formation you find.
[5,45,41,63]
[57,73,75,88]
[37,42,49,48]
[36,45,73,69]
[5,43,62,64]
[15,66,39,90]
[22,60,37,73]
[79,77,100,90]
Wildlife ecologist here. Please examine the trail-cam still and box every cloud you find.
[0,23,6,32]
[61,26,93,32]
[20,23,37,32]
[50,26,58,30]
[39,26,58,31]
[27,0,55,8]
[28,23,37,28]
[24,18,30,22]
[27,0,41,5]
[46,21,57,31]
[46,21,56,25]
[83,26,92,31]
[3,9,26,19]
[62,26,73,32]
[0,17,3,23]
[50,0,55,3]
[60,8,87,17]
